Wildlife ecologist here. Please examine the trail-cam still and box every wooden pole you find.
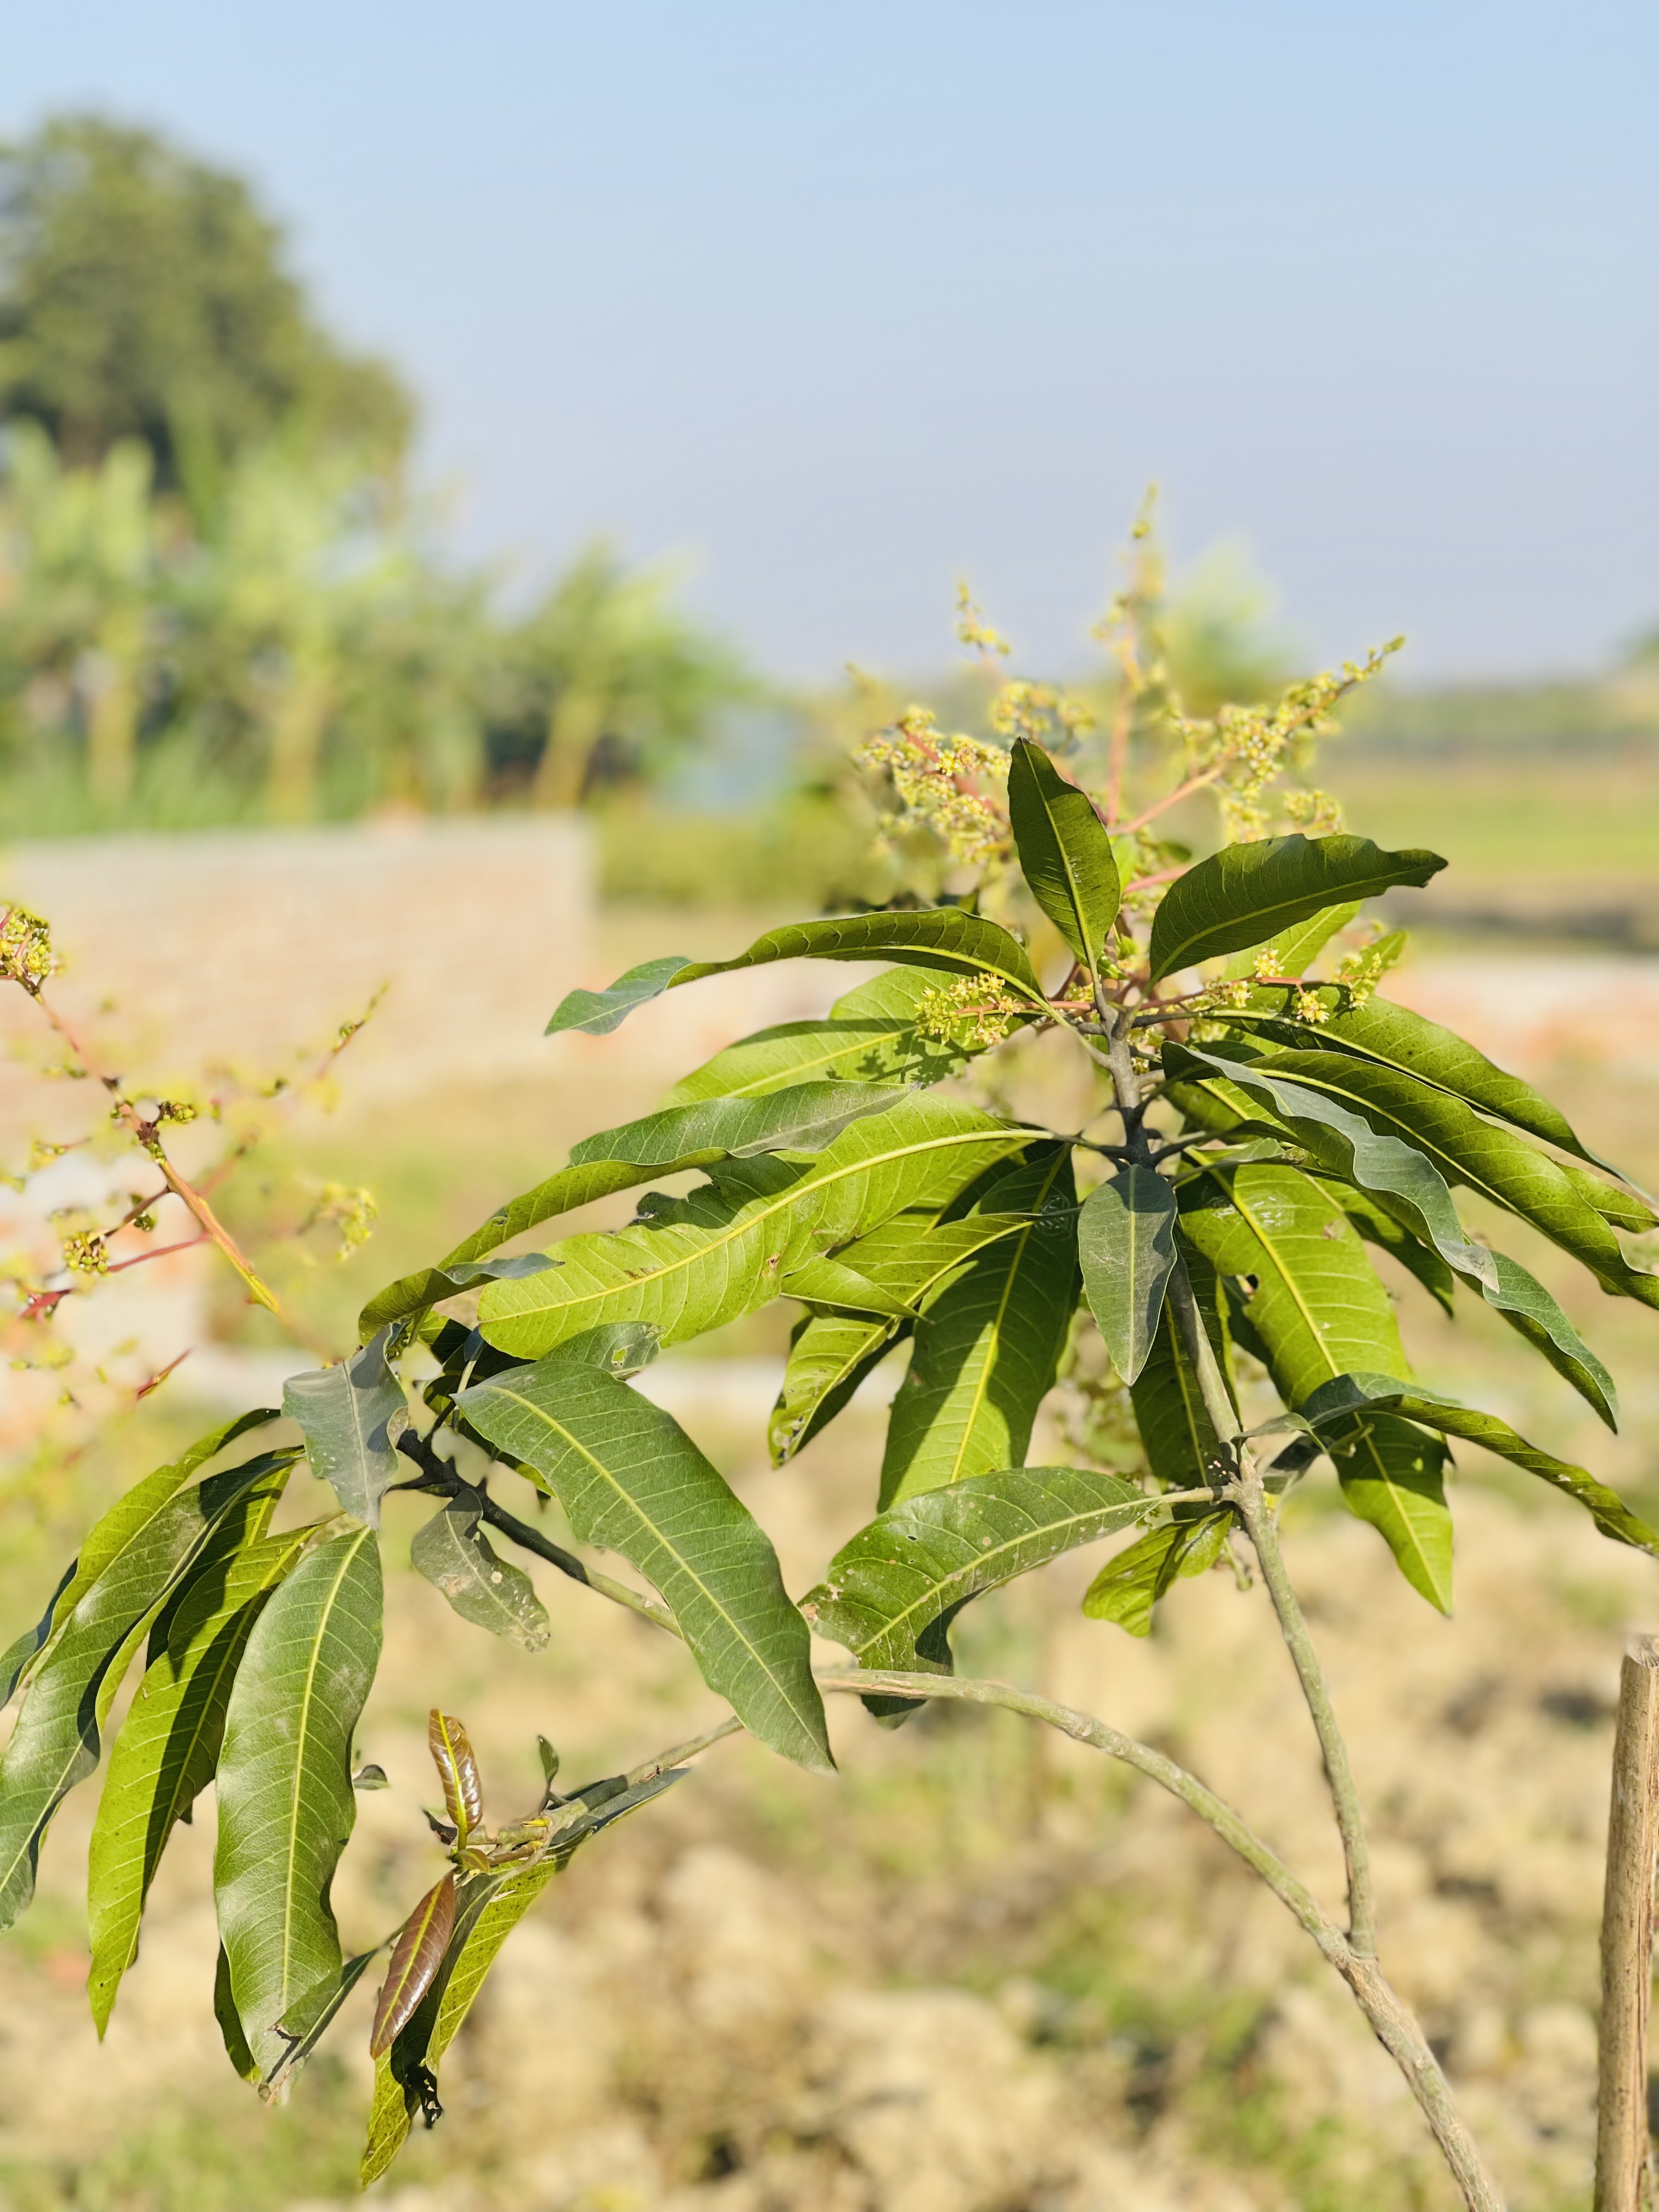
[1596,1635,1659,2212]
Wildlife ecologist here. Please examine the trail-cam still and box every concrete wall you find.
[0,815,594,1130]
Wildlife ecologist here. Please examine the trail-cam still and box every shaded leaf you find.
[1127,1253,1235,1489]
[1301,1373,1659,1557]
[547,910,1046,1039]
[263,1945,381,2098]
[87,1523,309,2035]
[458,1355,832,1770]
[1082,1510,1232,1634]
[878,1148,1079,1510]
[370,1875,456,2058]
[1079,1165,1178,1384]
[477,1095,1031,1361]
[664,967,990,1104]
[1148,834,1444,982]
[804,1465,1180,1675]
[1007,738,1120,970]
[215,1525,383,2078]
[284,1331,405,1528]
[214,1943,258,2083]
[410,1489,551,1651]
[0,1448,294,1932]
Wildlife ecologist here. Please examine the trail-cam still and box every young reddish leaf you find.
[369,1874,456,2058]
[427,1711,483,1839]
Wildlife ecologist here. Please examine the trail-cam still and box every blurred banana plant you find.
[0,537,1651,2211]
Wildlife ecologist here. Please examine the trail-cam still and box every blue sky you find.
[6,1,1655,682]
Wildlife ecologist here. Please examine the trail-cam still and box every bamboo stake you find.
[1596,1634,1659,2212]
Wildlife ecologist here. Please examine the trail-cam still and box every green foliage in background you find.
[0,545,1651,2211]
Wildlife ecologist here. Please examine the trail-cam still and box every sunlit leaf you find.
[1147,834,1444,981]
[1007,737,1120,971]
[664,967,994,1104]
[546,910,1046,1037]
[458,1354,832,1770]
[1176,1161,1452,1610]
[215,1525,383,2079]
[477,1095,1032,1362]
[1082,1510,1232,1634]
[427,1710,483,1839]
[0,1447,294,1932]
[1302,1373,1659,1558]
[804,1465,1173,1674]
[878,1148,1079,1510]
[87,1522,309,2035]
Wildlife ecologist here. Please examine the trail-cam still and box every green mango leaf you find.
[0,1446,294,1932]
[1470,1249,1618,1429]
[264,1945,381,2097]
[1175,1161,1452,1609]
[458,1355,832,1771]
[362,1768,685,2184]
[409,1486,551,1651]
[547,910,1046,1038]
[359,1084,909,1337]
[1167,1041,1498,1288]
[1220,900,1361,981]
[665,968,992,1105]
[1006,738,1120,972]
[0,1411,279,1702]
[777,1251,921,1318]
[284,1331,405,1528]
[87,1523,309,2035]
[545,953,692,1035]
[769,1211,1036,1464]
[477,1095,1032,1362]
[215,1525,384,2078]
[1559,1160,1656,1233]
[1204,1044,1659,1308]
[804,1465,1180,1675]
[214,1944,258,2082]
[1309,1175,1457,1314]
[1078,1165,1178,1384]
[1147,834,1444,983]
[1236,986,1639,1184]
[1301,1373,1659,1558]
[1127,1258,1235,1491]
[1082,1509,1232,1634]
[878,1148,1079,1510]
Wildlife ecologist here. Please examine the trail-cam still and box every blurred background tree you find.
[0,116,754,834]
[0,116,411,488]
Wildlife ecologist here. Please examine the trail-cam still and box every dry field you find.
[0,896,1655,2212]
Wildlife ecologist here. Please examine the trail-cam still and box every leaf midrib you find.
[278,1528,370,2015]
[476,1384,822,1745]
[848,1485,1156,1657]
[488,1122,1025,1325]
